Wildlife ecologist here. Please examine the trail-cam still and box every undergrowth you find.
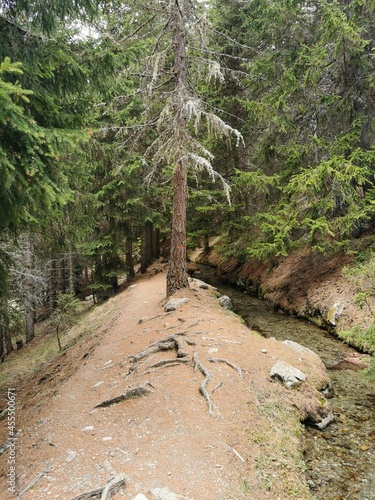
[341,253,375,379]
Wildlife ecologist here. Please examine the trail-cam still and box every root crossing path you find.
[1,261,329,499]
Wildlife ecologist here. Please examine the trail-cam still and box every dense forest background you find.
[0,0,374,362]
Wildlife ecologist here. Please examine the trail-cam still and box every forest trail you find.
[0,261,329,500]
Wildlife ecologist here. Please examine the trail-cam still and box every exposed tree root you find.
[137,314,165,324]
[208,358,243,378]
[193,352,218,416]
[145,358,190,373]
[69,473,126,500]
[129,334,188,363]
[95,386,151,409]
[130,340,176,363]
[212,381,223,393]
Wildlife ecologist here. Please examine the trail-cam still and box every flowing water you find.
[196,265,375,500]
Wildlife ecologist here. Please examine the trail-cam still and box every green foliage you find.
[340,256,375,379]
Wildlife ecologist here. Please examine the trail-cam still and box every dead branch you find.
[69,473,126,500]
[18,467,52,499]
[101,474,126,500]
[193,352,218,416]
[95,386,151,409]
[227,444,245,462]
[208,358,243,378]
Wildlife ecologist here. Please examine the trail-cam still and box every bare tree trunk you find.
[167,160,189,295]
[24,234,35,344]
[203,234,210,254]
[141,221,153,273]
[3,311,14,354]
[167,0,189,296]
[49,256,57,313]
[57,255,66,295]
[67,247,75,295]
[125,235,135,282]
[0,323,4,361]
[153,227,161,259]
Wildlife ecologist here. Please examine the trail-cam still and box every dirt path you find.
[0,262,330,499]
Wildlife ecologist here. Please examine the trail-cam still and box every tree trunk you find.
[167,160,189,296]
[153,227,161,259]
[57,254,66,295]
[166,0,189,296]
[125,236,135,282]
[203,234,210,254]
[141,221,153,273]
[4,310,14,354]
[24,234,35,344]
[67,247,75,295]
[0,323,4,361]
[49,256,57,313]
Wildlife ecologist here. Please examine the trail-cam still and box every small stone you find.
[261,349,267,354]
[102,436,112,441]
[65,450,78,462]
[164,298,189,312]
[208,348,218,354]
[92,381,104,388]
[150,487,190,499]
[132,495,149,500]
[218,295,232,310]
[81,426,94,432]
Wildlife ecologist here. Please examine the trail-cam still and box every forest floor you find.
[0,260,332,500]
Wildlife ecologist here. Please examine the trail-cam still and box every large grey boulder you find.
[282,340,318,357]
[270,360,306,389]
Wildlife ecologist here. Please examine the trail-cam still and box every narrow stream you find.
[196,265,375,500]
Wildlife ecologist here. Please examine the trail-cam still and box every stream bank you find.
[194,245,374,355]
[192,262,375,499]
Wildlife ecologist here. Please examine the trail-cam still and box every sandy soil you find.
[0,261,330,500]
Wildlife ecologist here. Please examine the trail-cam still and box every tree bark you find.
[67,247,75,295]
[125,235,135,282]
[141,221,153,273]
[167,160,189,296]
[153,227,161,259]
[166,0,189,296]
[24,234,35,344]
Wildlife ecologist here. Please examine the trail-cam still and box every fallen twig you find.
[208,358,243,378]
[18,467,52,499]
[227,444,245,462]
[69,473,126,500]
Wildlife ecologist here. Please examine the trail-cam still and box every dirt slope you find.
[0,262,330,500]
